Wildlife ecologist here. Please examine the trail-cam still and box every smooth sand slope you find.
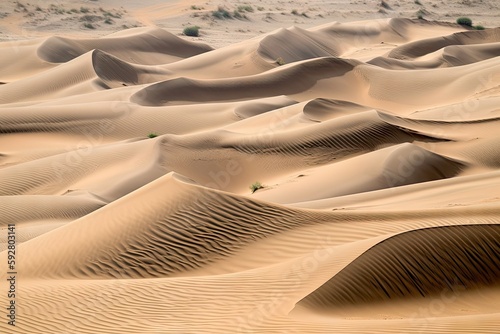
[1,18,500,334]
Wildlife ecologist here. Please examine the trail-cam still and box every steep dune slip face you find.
[1,18,500,334]
[297,225,500,312]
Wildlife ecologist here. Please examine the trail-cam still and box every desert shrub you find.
[237,5,254,12]
[81,15,102,22]
[291,9,299,15]
[414,0,422,4]
[15,1,25,9]
[249,181,263,193]
[456,17,472,26]
[416,9,426,19]
[104,18,113,24]
[212,6,232,19]
[275,57,286,66]
[474,25,485,30]
[183,25,200,36]
[83,23,95,29]
[104,11,122,18]
[233,10,248,19]
[380,0,392,10]
[80,7,90,13]
[148,133,158,138]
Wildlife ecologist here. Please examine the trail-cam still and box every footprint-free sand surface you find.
[1,1,500,333]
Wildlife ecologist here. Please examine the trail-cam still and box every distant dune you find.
[0,13,500,334]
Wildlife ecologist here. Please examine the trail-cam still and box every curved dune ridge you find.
[36,27,213,64]
[1,18,500,334]
[370,42,500,69]
[16,173,333,279]
[257,26,344,63]
[130,57,361,106]
[297,224,500,310]
[386,27,500,60]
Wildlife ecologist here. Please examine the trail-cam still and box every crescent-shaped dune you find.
[36,27,213,64]
[297,224,500,309]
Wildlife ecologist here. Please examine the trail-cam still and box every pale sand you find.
[0,0,500,333]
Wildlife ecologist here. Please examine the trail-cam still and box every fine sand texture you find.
[1,11,500,334]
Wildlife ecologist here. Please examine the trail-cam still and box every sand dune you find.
[253,143,463,204]
[387,27,500,60]
[370,41,500,68]
[298,224,500,308]
[1,16,500,334]
[37,27,213,64]
[0,27,212,83]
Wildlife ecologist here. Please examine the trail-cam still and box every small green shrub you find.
[148,133,158,138]
[80,7,90,13]
[291,9,299,15]
[414,0,422,4]
[83,23,95,29]
[183,25,200,37]
[474,25,485,30]
[212,6,232,19]
[104,18,113,24]
[380,0,392,10]
[233,10,248,19]
[82,15,91,21]
[250,181,263,193]
[237,5,254,12]
[257,6,265,11]
[456,17,472,26]
[233,10,242,19]
[416,9,426,19]
[275,57,285,66]
[221,9,232,18]
[104,11,122,18]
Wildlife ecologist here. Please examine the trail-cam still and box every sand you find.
[0,0,500,333]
